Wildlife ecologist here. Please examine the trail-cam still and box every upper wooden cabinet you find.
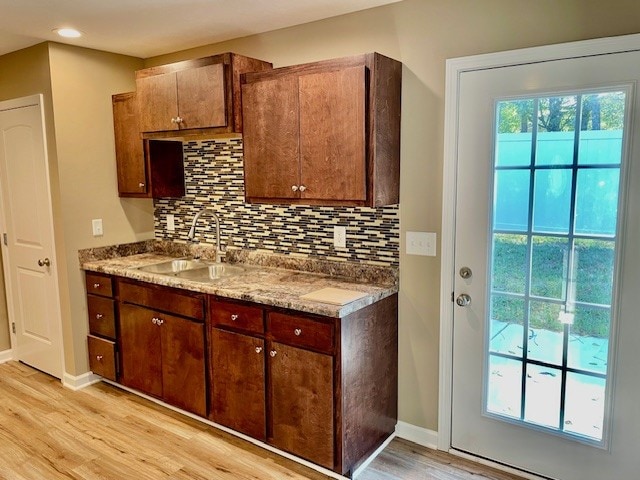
[242,52,402,207]
[136,53,272,137]
[112,92,185,198]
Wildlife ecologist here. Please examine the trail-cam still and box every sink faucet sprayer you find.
[187,208,225,262]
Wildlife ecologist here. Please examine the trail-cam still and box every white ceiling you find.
[0,0,401,58]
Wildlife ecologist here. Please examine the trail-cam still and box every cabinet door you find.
[176,63,227,129]
[299,66,366,202]
[112,93,147,195]
[161,314,207,417]
[119,303,163,398]
[269,341,334,469]
[242,75,301,200]
[211,329,266,440]
[137,72,179,132]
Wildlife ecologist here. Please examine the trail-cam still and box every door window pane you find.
[564,373,606,440]
[487,355,522,419]
[525,364,561,428]
[573,239,615,305]
[489,294,525,356]
[531,236,569,299]
[528,301,563,366]
[492,234,527,294]
[494,170,530,231]
[536,96,577,166]
[574,169,620,236]
[578,92,625,166]
[568,305,610,375]
[496,99,534,167]
[533,169,572,234]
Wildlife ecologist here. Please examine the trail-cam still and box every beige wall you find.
[146,0,640,431]
[0,43,58,352]
[47,43,151,375]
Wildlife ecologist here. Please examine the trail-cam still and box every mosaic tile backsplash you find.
[153,138,399,266]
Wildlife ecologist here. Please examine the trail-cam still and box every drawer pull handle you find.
[93,283,101,289]
[231,314,238,321]
[294,328,302,336]
[270,350,277,357]
[95,313,104,320]
[96,355,103,362]
[255,346,263,354]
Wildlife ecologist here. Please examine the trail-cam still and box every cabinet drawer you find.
[87,295,116,339]
[210,299,264,334]
[268,312,334,354]
[85,273,113,297]
[87,335,117,381]
[119,280,205,321]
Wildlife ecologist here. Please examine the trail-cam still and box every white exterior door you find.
[0,95,64,379]
[450,49,640,478]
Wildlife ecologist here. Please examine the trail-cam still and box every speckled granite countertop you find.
[80,241,398,318]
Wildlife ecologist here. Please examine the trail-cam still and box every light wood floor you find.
[0,361,526,480]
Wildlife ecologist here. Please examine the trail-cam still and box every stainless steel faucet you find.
[187,208,225,262]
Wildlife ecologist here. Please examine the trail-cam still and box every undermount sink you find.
[176,263,246,281]
[138,258,209,274]
[137,258,246,282]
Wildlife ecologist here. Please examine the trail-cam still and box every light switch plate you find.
[334,225,346,249]
[92,218,103,237]
[167,214,175,232]
[406,231,436,256]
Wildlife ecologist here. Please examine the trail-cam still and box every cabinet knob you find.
[157,318,164,326]
[299,185,307,192]
[270,350,277,357]
[96,355,103,362]
[255,346,263,354]
[138,182,145,188]
[294,328,302,336]
[176,116,183,124]
[231,314,238,321]
[152,317,159,325]
[170,117,177,124]
[291,185,298,192]
[95,313,104,320]
[93,283,101,289]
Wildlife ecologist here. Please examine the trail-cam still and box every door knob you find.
[37,258,51,267]
[456,293,471,306]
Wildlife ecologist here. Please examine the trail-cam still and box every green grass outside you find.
[491,234,614,338]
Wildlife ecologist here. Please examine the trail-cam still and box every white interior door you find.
[0,95,64,379]
[451,50,640,479]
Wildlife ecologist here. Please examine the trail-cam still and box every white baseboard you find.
[62,371,102,391]
[395,421,439,450]
[0,348,13,363]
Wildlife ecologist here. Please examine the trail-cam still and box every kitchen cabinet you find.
[136,53,272,137]
[242,52,401,207]
[118,280,206,417]
[112,92,185,198]
[85,272,117,381]
[209,298,266,439]
[208,293,398,476]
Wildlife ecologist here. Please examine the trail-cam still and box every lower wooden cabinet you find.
[268,341,334,469]
[87,335,117,381]
[119,302,206,417]
[210,328,266,439]
[84,273,398,476]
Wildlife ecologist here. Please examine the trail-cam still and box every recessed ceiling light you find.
[54,28,82,38]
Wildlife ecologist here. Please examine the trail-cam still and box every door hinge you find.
[2,233,6,246]
[451,291,455,302]
[11,322,15,334]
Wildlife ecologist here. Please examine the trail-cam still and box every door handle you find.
[37,258,51,267]
[456,293,471,306]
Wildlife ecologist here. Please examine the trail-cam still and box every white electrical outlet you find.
[167,214,175,232]
[92,218,103,237]
[334,225,347,248]
[406,231,436,256]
